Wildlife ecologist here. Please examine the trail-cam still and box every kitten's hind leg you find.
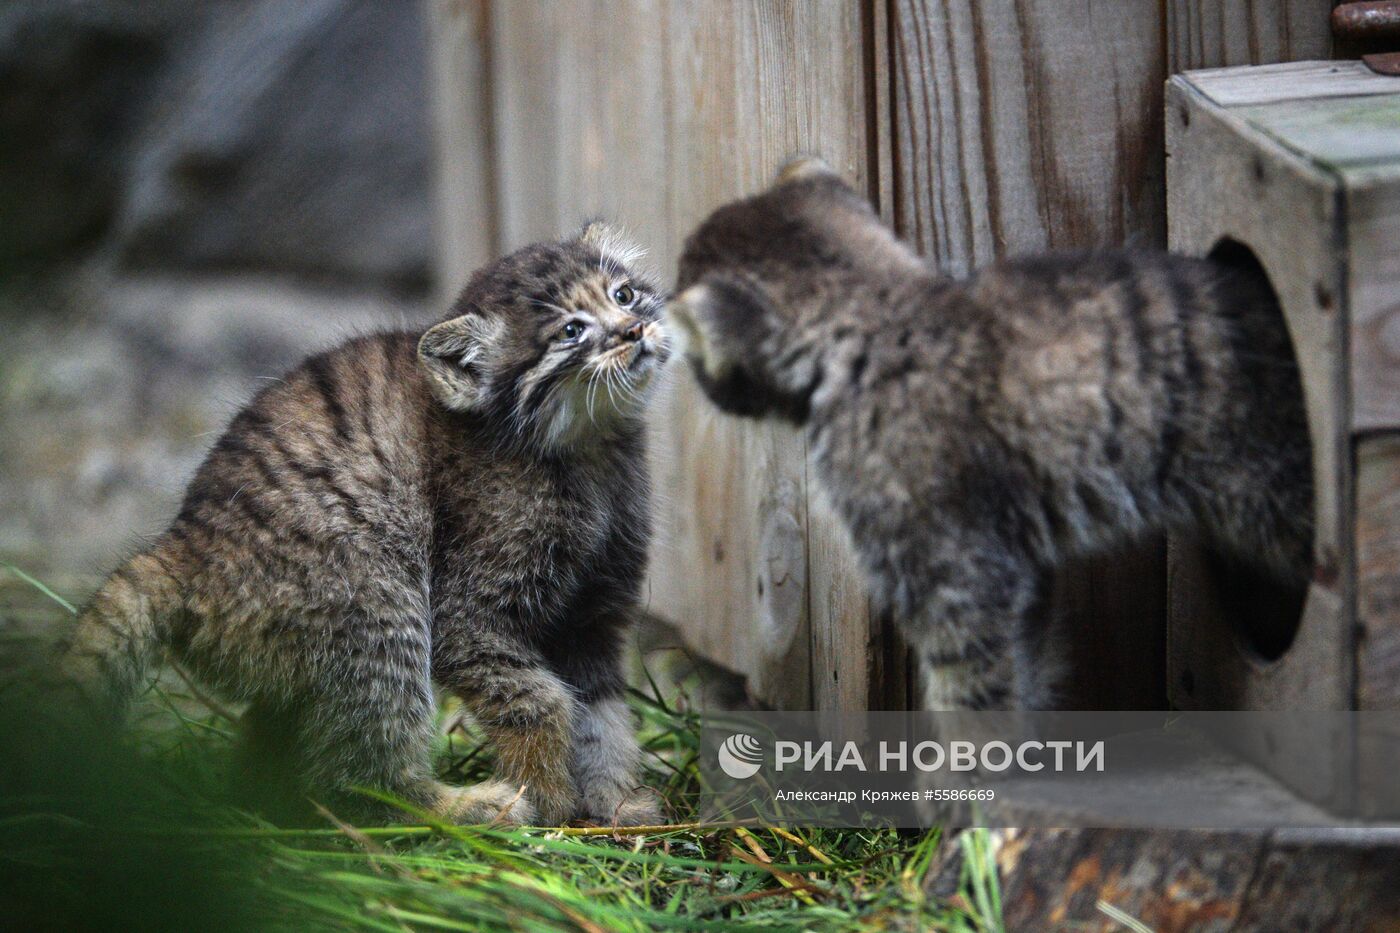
[234,616,534,826]
[901,545,1051,712]
[917,628,1018,711]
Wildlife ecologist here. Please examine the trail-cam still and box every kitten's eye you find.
[561,321,586,341]
[613,283,637,306]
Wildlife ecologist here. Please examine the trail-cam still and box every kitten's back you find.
[178,331,429,545]
[60,330,435,709]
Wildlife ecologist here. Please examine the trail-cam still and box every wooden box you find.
[1167,61,1400,713]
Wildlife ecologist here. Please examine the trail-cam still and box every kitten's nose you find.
[622,320,644,342]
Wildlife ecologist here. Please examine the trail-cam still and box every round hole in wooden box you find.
[1196,237,1311,663]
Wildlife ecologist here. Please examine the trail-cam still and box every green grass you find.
[0,564,1006,932]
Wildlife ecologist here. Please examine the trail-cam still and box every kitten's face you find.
[671,158,888,424]
[419,223,669,450]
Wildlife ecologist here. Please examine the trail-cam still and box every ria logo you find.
[717,733,764,779]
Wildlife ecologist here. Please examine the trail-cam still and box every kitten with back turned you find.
[672,158,1312,711]
[60,223,669,825]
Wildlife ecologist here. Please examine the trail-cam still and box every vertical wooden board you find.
[426,0,497,299]
[1347,174,1400,434]
[488,2,565,246]
[862,0,916,711]
[804,0,910,712]
[1357,435,1400,709]
[1166,0,1335,73]
[656,0,877,710]
[1349,168,1400,709]
[890,0,1167,274]
[549,0,672,259]
[889,0,1169,709]
[490,0,669,244]
[762,1,877,711]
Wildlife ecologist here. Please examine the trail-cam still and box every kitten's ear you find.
[670,276,775,380]
[669,281,728,375]
[774,154,841,187]
[673,275,811,422]
[578,219,623,245]
[577,220,646,269]
[417,311,502,411]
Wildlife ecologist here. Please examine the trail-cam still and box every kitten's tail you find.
[58,550,183,717]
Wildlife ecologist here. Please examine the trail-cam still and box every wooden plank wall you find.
[428,0,1336,712]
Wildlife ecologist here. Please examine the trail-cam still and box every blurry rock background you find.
[0,0,439,593]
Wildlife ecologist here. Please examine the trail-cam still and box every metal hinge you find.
[1332,1,1400,75]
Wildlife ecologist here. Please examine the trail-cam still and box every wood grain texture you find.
[487,3,564,248]
[1358,436,1400,710]
[1347,167,1400,434]
[426,0,497,299]
[1166,0,1335,73]
[890,0,1167,272]
[1189,59,1396,107]
[929,827,1400,931]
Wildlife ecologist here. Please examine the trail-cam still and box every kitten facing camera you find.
[60,223,669,826]
[672,158,1312,711]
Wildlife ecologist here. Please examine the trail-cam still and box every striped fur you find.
[59,224,668,825]
[673,158,1312,711]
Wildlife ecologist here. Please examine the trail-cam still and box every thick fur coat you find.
[61,224,669,825]
[672,159,1311,710]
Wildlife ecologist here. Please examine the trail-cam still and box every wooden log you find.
[928,827,1400,932]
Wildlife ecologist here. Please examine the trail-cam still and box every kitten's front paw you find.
[611,790,663,827]
[522,775,580,828]
[582,788,663,828]
[440,779,537,825]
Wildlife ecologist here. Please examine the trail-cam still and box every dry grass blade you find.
[556,819,759,838]
[733,826,826,906]
[488,784,530,827]
[769,826,836,866]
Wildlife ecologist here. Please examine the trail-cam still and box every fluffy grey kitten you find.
[61,223,668,825]
[671,158,1311,711]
